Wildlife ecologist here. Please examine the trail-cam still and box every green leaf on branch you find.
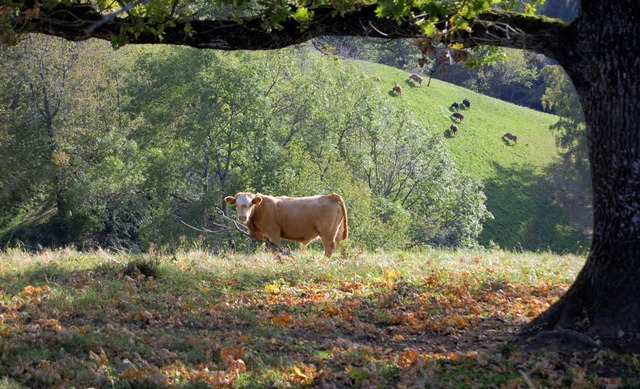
[292,7,315,30]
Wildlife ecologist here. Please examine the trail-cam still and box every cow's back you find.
[271,195,337,240]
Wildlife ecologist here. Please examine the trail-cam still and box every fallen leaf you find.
[272,314,292,327]
[294,366,307,378]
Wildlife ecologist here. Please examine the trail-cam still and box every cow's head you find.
[224,192,263,224]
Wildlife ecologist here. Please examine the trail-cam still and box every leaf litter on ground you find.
[0,247,638,387]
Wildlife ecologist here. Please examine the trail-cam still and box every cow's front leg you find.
[320,236,337,258]
[268,235,282,250]
[264,233,287,254]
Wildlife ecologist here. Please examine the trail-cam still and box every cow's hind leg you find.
[320,236,337,258]
[299,238,314,251]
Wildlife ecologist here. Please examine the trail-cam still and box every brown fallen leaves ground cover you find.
[0,247,639,388]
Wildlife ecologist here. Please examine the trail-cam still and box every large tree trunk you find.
[522,1,640,352]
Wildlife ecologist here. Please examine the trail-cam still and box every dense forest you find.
[1,36,495,252]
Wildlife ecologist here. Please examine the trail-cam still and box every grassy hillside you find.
[357,61,590,252]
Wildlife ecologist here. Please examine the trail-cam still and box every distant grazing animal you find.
[502,132,518,144]
[392,84,402,96]
[450,123,459,136]
[409,74,423,86]
[451,102,460,110]
[225,192,348,257]
[451,112,465,121]
[463,98,471,108]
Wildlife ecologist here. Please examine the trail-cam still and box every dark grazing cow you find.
[450,123,459,136]
[225,192,349,257]
[451,102,460,110]
[502,132,518,144]
[409,74,423,86]
[463,98,471,108]
[392,84,402,96]
[451,112,464,121]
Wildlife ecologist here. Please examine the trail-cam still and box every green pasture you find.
[360,61,590,252]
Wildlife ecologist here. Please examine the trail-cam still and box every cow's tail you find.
[330,193,349,242]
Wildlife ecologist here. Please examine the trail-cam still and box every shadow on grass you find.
[3,253,637,388]
[0,260,525,387]
[480,161,590,253]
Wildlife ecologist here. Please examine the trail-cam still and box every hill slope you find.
[357,61,590,252]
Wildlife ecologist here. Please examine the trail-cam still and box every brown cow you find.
[502,132,518,144]
[224,192,348,257]
[450,123,459,136]
[409,74,423,86]
[392,84,402,96]
[451,112,464,121]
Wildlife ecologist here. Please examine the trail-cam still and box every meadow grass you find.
[7,247,638,388]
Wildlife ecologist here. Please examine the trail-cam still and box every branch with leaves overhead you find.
[4,2,567,59]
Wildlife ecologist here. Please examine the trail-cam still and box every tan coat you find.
[225,192,348,257]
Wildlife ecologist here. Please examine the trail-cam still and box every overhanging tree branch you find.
[10,3,568,58]
[13,4,419,49]
[453,10,570,58]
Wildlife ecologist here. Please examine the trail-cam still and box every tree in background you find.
[0,35,80,243]
[541,65,588,180]
[440,49,546,109]
[539,0,580,21]
[0,35,143,247]
[313,36,422,71]
[3,40,488,251]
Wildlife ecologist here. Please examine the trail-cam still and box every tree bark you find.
[521,1,640,352]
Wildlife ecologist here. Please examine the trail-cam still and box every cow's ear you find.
[252,195,263,206]
[224,196,237,206]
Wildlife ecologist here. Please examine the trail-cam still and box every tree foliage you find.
[0,40,490,251]
[436,49,547,110]
[541,64,588,178]
[0,35,140,247]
